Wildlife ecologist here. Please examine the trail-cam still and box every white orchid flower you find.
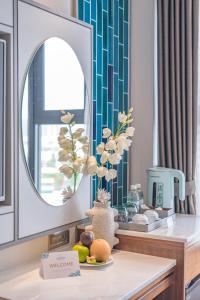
[82,143,90,154]
[73,159,82,172]
[105,169,117,181]
[126,126,135,137]
[87,156,97,175]
[96,142,105,154]
[118,112,127,123]
[102,128,112,138]
[59,127,68,135]
[115,143,124,155]
[59,165,73,178]
[97,166,107,178]
[58,138,72,150]
[108,153,121,165]
[78,136,88,144]
[116,135,127,144]
[58,150,72,162]
[100,151,109,164]
[73,128,85,139]
[87,163,97,175]
[123,139,132,151]
[61,112,74,124]
[105,139,117,151]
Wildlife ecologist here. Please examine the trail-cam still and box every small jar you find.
[114,206,128,223]
[126,202,138,221]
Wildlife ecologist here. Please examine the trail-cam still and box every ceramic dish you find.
[144,210,160,223]
[80,257,113,268]
[132,214,149,225]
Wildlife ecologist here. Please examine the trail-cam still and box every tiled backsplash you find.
[78,0,129,206]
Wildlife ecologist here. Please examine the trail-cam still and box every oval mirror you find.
[21,37,89,206]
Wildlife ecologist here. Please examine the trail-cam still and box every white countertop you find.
[0,250,175,300]
[117,214,200,246]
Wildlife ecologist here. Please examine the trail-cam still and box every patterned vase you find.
[85,201,119,249]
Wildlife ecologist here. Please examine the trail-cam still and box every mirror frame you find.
[17,0,93,241]
[20,37,90,206]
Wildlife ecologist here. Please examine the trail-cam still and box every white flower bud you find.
[100,151,109,164]
[61,112,74,124]
[105,169,117,181]
[73,159,82,172]
[97,166,107,178]
[59,127,68,135]
[73,128,85,139]
[118,112,127,123]
[82,143,90,154]
[59,165,73,178]
[78,136,88,144]
[102,128,112,138]
[105,139,117,151]
[108,153,121,165]
[126,127,135,137]
[87,156,97,175]
[96,142,105,154]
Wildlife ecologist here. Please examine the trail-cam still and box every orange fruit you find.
[90,239,111,262]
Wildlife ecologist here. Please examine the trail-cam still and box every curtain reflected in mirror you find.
[22,37,89,206]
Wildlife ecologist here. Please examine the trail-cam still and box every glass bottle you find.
[126,185,140,221]
[136,183,144,206]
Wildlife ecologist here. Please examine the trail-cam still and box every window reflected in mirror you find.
[22,37,89,206]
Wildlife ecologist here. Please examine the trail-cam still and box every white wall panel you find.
[0,213,14,244]
[32,0,74,17]
[0,0,13,27]
[18,1,92,238]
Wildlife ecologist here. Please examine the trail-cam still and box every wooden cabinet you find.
[115,233,200,300]
[130,268,175,300]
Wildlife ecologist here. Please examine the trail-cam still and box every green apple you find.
[72,244,89,263]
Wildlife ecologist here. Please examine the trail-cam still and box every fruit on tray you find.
[90,239,111,262]
[86,256,96,264]
[80,231,94,248]
[72,244,90,263]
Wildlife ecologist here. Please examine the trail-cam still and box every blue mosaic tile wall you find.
[78,0,129,206]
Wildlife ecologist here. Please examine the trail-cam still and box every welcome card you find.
[40,251,80,279]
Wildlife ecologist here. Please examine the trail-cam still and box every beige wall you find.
[0,237,48,271]
[130,0,155,199]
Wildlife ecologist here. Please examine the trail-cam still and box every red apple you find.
[80,231,94,248]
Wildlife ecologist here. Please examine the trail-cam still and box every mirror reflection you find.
[22,37,89,206]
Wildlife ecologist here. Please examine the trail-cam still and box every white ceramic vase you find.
[85,201,119,249]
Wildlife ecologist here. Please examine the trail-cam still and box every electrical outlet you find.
[48,230,70,250]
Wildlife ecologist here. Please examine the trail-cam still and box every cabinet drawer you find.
[0,0,13,27]
[185,241,200,284]
[0,213,14,245]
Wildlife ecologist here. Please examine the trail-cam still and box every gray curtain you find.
[157,0,199,213]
